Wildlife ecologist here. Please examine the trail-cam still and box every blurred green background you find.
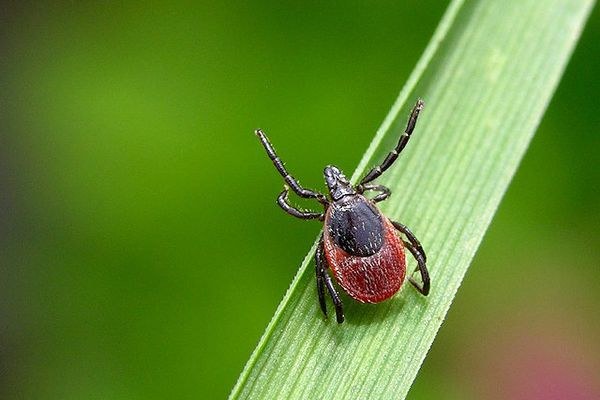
[1,1,598,399]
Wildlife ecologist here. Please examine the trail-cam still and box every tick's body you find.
[324,194,406,303]
[256,99,429,323]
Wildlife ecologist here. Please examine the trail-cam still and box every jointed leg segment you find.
[392,221,427,262]
[360,99,424,185]
[315,236,345,323]
[391,220,430,296]
[277,187,324,220]
[357,184,391,203]
[402,240,430,296]
[256,129,328,205]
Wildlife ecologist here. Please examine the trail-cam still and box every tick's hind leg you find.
[403,240,430,296]
[391,221,430,296]
[392,221,427,262]
[315,235,345,323]
[315,236,327,316]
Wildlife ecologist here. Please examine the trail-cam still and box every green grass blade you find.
[230,0,595,398]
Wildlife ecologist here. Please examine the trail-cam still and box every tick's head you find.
[324,165,355,201]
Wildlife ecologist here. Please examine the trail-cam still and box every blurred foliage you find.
[1,1,597,399]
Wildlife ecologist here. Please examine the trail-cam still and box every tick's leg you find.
[357,184,391,203]
[391,221,427,262]
[402,239,430,296]
[315,235,345,323]
[255,129,328,205]
[359,99,424,185]
[278,187,324,220]
[315,235,327,317]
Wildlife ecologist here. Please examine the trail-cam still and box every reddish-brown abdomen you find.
[324,217,406,303]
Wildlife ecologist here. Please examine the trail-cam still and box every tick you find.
[255,99,429,323]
